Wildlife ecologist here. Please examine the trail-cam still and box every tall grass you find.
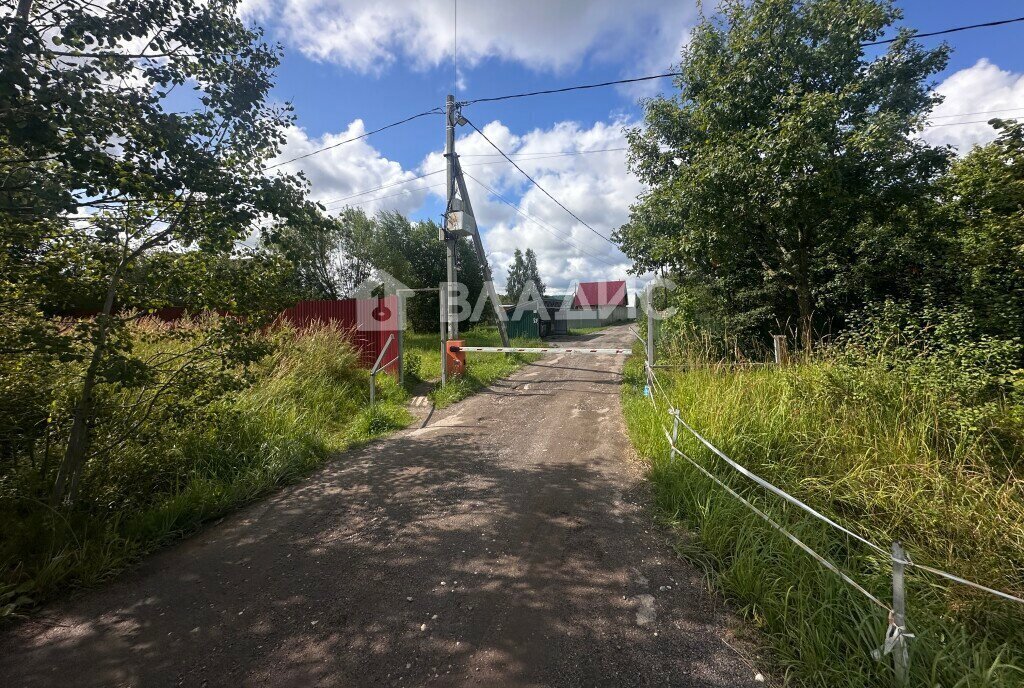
[623,355,1024,686]
[1,324,410,616]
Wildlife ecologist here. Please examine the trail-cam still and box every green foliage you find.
[505,247,546,303]
[1,0,338,504]
[624,315,1024,685]
[940,120,1024,339]
[269,209,488,333]
[617,0,951,343]
[0,324,411,617]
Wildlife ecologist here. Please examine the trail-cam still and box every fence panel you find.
[279,297,400,375]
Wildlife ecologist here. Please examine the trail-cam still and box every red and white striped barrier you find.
[453,346,632,355]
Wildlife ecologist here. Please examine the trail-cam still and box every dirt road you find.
[1,325,763,687]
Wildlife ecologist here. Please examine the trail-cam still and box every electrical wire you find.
[265,108,442,170]
[461,115,616,245]
[340,181,448,209]
[462,170,623,269]
[929,106,1024,120]
[319,169,446,207]
[862,15,1024,47]
[925,116,1022,129]
[458,73,682,106]
[459,146,628,159]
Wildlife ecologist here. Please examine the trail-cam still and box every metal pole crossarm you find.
[453,346,633,355]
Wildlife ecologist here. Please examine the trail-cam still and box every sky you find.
[240,0,1024,294]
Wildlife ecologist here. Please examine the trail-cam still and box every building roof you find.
[573,280,627,308]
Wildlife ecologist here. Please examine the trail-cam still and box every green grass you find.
[1,325,412,617]
[621,357,1024,687]
[403,326,543,407]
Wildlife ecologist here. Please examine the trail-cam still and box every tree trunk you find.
[795,227,814,353]
[16,0,33,20]
[51,265,123,506]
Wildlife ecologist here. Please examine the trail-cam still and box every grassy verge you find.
[621,357,1024,687]
[403,326,542,407]
[1,325,411,617]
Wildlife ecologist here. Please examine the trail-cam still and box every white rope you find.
[664,433,891,611]
[909,562,1024,605]
[668,409,889,556]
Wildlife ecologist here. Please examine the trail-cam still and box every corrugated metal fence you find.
[279,297,400,375]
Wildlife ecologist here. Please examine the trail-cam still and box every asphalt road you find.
[1,324,764,687]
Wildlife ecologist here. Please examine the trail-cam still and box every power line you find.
[463,171,622,270]
[458,73,681,106]
[863,15,1024,47]
[320,169,446,207]
[265,108,442,170]
[925,116,1022,129]
[461,116,616,245]
[338,181,448,209]
[459,146,628,159]
[930,106,1024,120]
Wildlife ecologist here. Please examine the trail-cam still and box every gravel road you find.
[1,324,765,687]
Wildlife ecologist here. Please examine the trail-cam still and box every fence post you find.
[773,335,789,366]
[892,541,910,686]
[646,283,655,365]
[440,286,447,386]
[397,292,405,387]
[668,411,679,462]
[369,371,376,406]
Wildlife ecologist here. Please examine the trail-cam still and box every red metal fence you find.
[279,297,400,375]
[76,297,401,376]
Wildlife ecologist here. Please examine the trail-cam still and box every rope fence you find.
[633,336,1024,683]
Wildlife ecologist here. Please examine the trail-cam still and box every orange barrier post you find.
[446,340,466,378]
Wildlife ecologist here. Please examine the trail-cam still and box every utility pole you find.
[444,95,459,341]
[443,94,510,348]
[454,158,510,347]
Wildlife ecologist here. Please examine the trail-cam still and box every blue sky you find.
[243,0,1024,292]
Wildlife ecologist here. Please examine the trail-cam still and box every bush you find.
[0,323,411,617]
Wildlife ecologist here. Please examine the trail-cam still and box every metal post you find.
[369,371,376,406]
[773,335,788,365]
[440,285,448,386]
[445,94,459,341]
[668,412,679,462]
[397,291,405,387]
[892,542,910,686]
[646,283,655,365]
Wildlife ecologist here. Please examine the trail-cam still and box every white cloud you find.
[419,118,642,292]
[270,116,645,290]
[923,59,1024,153]
[241,0,696,84]
[270,121,431,216]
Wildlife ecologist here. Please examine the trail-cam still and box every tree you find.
[1,0,321,503]
[616,0,950,348]
[265,207,371,299]
[505,247,545,303]
[523,249,546,299]
[941,120,1024,340]
[505,249,527,303]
